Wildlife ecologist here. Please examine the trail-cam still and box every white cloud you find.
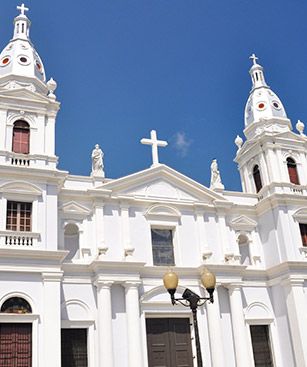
[172,131,192,157]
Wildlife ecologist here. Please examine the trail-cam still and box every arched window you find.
[253,165,262,193]
[287,157,299,185]
[64,223,80,261]
[238,234,251,265]
[1,297,32,314]
[12,120,30,154]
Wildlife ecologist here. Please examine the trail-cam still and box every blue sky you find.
[0,1,306,191]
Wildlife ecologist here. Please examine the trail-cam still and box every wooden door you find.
[0,323,32,367]
[61,329,88,367]
[146,318,193,367]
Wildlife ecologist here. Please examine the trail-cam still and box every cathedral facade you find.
[0,5,307,367]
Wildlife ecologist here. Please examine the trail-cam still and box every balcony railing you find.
[0,231,40,248]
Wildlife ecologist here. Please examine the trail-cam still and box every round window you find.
[272,101,281,110]
[18,55,30,65]
[257,102,266,110]
[0,56,11,66]
[35,60,43,73]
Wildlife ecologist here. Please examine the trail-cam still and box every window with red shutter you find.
[299,223,307,247]
[12,120,30,154]
[287,158,299,185]
[253,165,263,193]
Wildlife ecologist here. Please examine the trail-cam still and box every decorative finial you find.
[47,78,57,100]
[234,135,243,150]
[140,130,168,167]
[210,159,224,191]
[17,3,29,16]
[249,53,258,66]
[296,120,305,136]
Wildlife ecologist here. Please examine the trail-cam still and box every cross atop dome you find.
[17,3,29,16]
[249,53,258,66]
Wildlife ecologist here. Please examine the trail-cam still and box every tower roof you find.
[244,54,287,128]
[0,4,46,84]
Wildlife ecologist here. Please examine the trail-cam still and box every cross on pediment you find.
[17,3,29,16]
[141,130,168,167]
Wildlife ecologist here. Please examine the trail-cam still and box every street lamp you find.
[163,269,216,367]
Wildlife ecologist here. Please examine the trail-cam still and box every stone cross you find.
[249,53,258,65]
[17,3,29,16]
[141,130,168,167]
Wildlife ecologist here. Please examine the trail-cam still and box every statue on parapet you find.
[91,144,105,177]
[210,159,224,190]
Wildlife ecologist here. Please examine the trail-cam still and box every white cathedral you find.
[0,4,306,367]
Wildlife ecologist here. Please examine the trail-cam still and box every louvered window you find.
[253,165,263,193]
[61,329,88,367]
[12,120,30,154]
[250,325,273,366]
[287,157,299,185]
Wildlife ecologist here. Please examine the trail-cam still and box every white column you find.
[124,281,143,367]
[95,203,105,246]
[206,286,225,367]
[298,152,307,184]
[96,280,114,367]
[228,284,252,367]
[0,110,7,150]
[45,115,56,155]
[259,151,270,185]
[283,278,307,366]
[194,207,211,261]
[121,203,134,258]
[42,272,62,367]
[217,211,231,261]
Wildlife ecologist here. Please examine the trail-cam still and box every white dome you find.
[244,87,287,127]
[244,56,287,127]
[0,8,46,83]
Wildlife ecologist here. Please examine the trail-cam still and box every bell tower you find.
[0,4,60,169]
[235,55,307,194]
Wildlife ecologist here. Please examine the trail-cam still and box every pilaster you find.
[42,272,63,367]
[95,280,114,367]
[282,278,307,366]
[206,285,225,367]
[123,281,144,367]
[227,283,253,367]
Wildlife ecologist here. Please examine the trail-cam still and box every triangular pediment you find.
[0,181,42,196]
[0,88,51,104]
[293,207,307,221]
[60,201,92,218]
[229,215,257,231]
[97,165,227,204]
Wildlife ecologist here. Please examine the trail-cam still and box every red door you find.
[0,323,32,367]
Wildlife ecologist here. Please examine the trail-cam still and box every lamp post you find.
[163,269,216,367]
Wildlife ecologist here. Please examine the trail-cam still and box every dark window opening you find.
[250,325,273,366]
[287,157,299,185]
[61,329,88,367]
[151,229,175,266]
[1,297,32,314]
[299,223,307,247]
[253,165,263,193]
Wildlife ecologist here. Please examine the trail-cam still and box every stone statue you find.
[210,159,224,190]
[91,144,105,177]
